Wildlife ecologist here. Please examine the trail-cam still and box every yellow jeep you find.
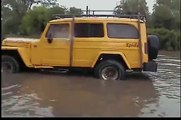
[1,13,159,80]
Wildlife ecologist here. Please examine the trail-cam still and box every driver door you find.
[40,23,71,67]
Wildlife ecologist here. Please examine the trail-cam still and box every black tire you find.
[1,55,19,73]
[147,35,159,60]
[94,60,125,80]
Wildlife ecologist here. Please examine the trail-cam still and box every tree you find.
[1,0,58,39]
[48,6,67,19]
[114,0,149,16]
[1,0,27,37]
[30,0,58,8]
[67,7,83,15]
[20,6,83,36]
[20,7,49,36]
[151,0,180,29]
[152,4,174,29]
[114,0,150,27]
[20,6,67,36]
[2,0,58,18]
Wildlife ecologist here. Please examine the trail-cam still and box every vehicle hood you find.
[2,37,39,47]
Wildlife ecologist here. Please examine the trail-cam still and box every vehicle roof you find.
[49,17,142,23]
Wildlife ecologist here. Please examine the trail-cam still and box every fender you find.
[2,46,33,67]
[92,52,131,69]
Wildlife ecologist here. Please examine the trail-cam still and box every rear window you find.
[107,23,139,39]
[74,23,104,37]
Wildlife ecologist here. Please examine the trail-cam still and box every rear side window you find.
[107,23,139,39]
[74,23,104,37]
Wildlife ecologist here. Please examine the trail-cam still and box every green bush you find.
[20,7,49,36]
[147,28,180,50]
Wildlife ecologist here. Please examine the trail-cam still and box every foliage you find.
[148,28,180,50]
[67,7,83,15]
[114,0,180,50]
[1,0,82,38]
[151,0,180,30]
[114,0,149,16]
[1,0,180,51]
[114,0,151,27]
[20,7,49,36]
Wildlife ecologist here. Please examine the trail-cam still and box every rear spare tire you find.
[147,35,159,60]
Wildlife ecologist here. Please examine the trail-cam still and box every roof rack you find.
[52,6,146,21]
[52,14,145,19]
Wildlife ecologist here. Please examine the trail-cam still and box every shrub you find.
[147,28,180,50]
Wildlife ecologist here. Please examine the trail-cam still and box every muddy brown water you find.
[1,51,180,117]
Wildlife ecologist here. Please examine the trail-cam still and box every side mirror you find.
[47,34,53,44]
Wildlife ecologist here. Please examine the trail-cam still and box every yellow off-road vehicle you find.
[1,10,159,80]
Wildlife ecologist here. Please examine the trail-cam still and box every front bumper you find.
[143,60,157,72]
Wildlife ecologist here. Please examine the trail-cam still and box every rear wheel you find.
[1,55,19,73]
[94,60,125,80]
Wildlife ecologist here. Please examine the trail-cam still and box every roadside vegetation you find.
[1,0,180,50]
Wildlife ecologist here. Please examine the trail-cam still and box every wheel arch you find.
[92,52,131,69]
[2,48,32,68]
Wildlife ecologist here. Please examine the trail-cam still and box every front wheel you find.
[94,60,125,80]
[1,55,19,73]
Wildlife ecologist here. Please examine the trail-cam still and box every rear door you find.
[73,23,105,67]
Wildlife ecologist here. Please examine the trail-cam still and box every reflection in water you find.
[2,71,158,117]
[140,54,180,117]
[1,52,180,117]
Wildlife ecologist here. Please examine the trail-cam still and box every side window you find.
[107,23,139,39]
[74,23,104,37]
[46,24,69,38]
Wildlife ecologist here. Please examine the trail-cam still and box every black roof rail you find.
[52,14,146,21]
[52,6,146,21]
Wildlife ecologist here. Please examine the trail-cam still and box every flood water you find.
[1,51,180,117]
